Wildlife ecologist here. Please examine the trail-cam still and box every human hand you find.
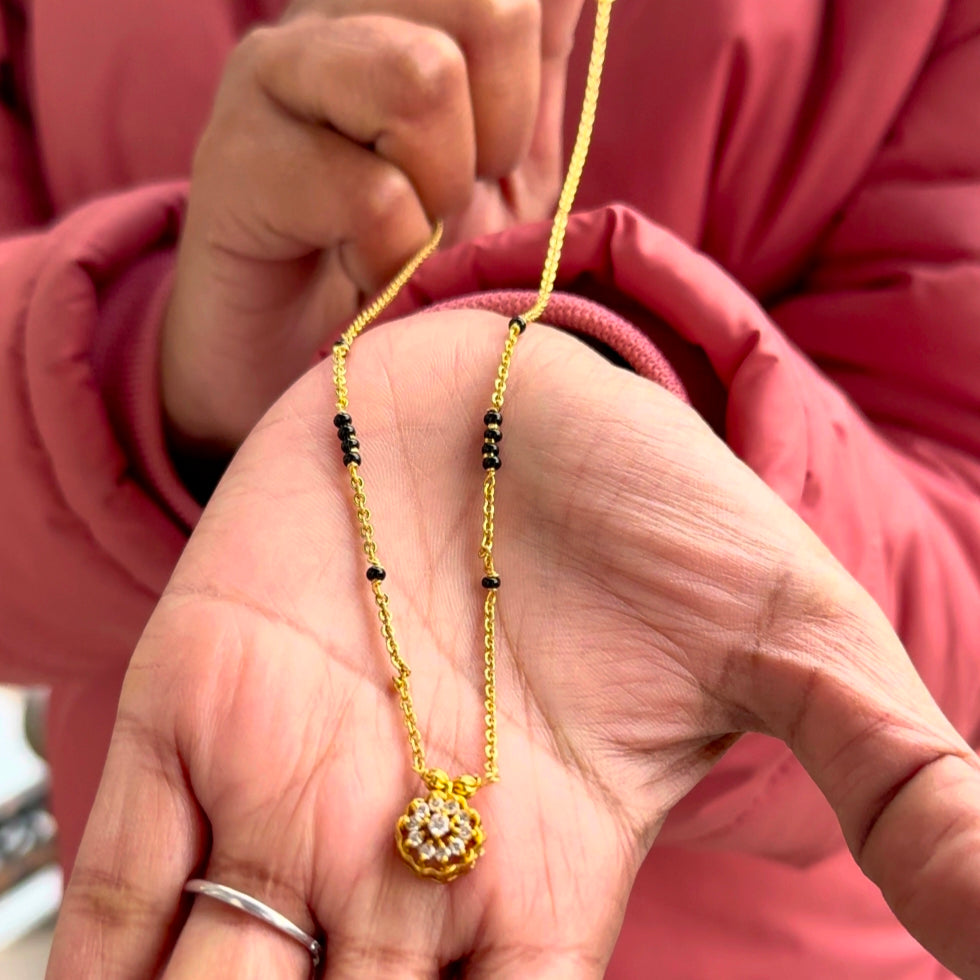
[161,0,585,454]
[52,314,980,977]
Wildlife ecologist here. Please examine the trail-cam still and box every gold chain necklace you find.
[331,0,615,883]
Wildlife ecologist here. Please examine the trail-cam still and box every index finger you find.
[301,0,542,177]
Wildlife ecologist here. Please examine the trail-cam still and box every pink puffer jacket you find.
[2,1,979,976]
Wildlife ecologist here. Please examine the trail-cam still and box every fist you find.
[161,0,586,453]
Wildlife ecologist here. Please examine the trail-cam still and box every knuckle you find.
[226,24,278,76]
[730,556,849,738]
[755,564,802,647]
[469,0,540,46]
[203,29,278,156]
[66,865,158,932]
[113,708,184,788]
[383,28,467,119]
[751,560,835,671]
[358,169,419,234]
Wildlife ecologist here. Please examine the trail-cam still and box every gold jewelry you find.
[331,0,615,883]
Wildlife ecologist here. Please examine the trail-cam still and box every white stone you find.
[436,846,450,863]
[427,813,450,838]
[449,838,465,856]
[457,824,472,842]
[419,842,436,860]
[444,799,459,815]
[429,796,445,811]
[407,831,423,848]
[412,801,430,819]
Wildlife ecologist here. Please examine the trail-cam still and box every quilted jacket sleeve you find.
[0,184,199,685]
[769,5,980,735]
[1,1,198,686]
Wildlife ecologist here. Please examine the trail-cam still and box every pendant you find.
[395,788,485,882]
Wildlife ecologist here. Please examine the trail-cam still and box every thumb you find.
[757,586,980,978]
[859,751,980,979]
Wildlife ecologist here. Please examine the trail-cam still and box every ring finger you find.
[165,855,321,979]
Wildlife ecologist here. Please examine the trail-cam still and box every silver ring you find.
[184,879,322,968]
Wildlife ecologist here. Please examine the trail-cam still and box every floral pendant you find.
[395,788,485,882]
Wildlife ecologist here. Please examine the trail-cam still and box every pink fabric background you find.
[2,1,979,975]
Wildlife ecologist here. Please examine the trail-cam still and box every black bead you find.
[343,452,362,466]
[509,315,527,334]
[337,424,355,442]
[481,576,501,589]
[482,442,500,456]
[483,427,502,443]
[333,412,352,428]
[482,455,501,470]
[484,410,502,426]
[366,565,386,582]
[341,435,360,451]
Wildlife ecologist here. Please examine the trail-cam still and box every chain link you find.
[332,0,615,792]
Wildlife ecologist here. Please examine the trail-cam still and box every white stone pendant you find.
[395,789,485,882]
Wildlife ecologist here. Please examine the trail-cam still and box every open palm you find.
[51,313,980,978]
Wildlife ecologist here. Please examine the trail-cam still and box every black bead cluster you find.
[482,409,502,470]
[481,575,501,589]
[333,411,361,466]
